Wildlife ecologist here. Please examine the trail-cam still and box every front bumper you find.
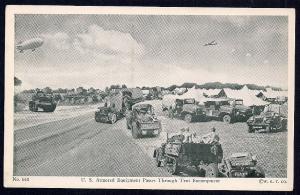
[95,113,110,122]
[140,129,160,135]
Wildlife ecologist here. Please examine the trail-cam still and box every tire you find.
[29,102,38,112]
[251,166,265,178]
[265,125,271,133]
[29,103,34,111]
[184,114,193,123]
[281,120,287,131]
[131,122,139,139]
[163,109,169,117]
[168,110,173,119]
[110,113,117,124]
[223,114,231,123]
[275,121,282,131]
[248,126,254,133]
[95,115,101,122]
[166,157,179,175]
[126,121,131,129]
[44,105,56,112]
[205,163,218,178]
[155,149,162,167]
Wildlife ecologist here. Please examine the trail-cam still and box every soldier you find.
[202,127,220,144]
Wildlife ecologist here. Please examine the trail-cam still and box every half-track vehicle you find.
[247,103,288,133]
[153,130,223,176]
[95,88,143,124]
[153,129,265,177]
[29,91,57,112]
[126,103,162,138]
[219,152,265,178]
[164,98,206,123]
[203,98,252,123]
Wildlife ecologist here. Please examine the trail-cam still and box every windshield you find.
[184,99,195,104]
[135,105,153,115]
[235,100,243,105]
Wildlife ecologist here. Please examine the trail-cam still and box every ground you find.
[13,100,287,177]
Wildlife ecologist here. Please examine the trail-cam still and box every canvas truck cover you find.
[265,103,288,118]
[122,88,143,100]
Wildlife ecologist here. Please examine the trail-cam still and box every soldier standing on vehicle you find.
[202,127,220,144]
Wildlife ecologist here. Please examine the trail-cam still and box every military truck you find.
[163,98,206,123]
[219,152,265,178]
[126,103,162,138]
[247,103,288,133]
[153,132,223,176]
[94,88,143,124]
[29,91,57,112]
[154,131,265,177]
[203,98,252,123]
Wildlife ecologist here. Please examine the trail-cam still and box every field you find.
[13,100,287,177]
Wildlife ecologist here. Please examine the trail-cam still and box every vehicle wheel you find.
[166,157,179,175]
[168,110,173,119]
[275,121,282,131]
[248,126,254,133]
[184,114,193,123]
[281,120,287,131]
[131,122,139,139]
[155,149,162,167]
[265,125,271,133]
[251,166,265,178]
[95,115,100,122]
[205,163,218,178]
[34,105,38,112]
[223,115,231,123]
[126,121,131,129]
[29,103,34,111]
[110,113,117,124]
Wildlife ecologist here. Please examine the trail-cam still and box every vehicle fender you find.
[219,112,231,118]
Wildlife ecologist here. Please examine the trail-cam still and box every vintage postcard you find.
[4,6,295,190]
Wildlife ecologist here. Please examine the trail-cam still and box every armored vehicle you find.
[165,98,206,123]
[219,152,265,178]
[95,88,143,124]
[126,103,162,138]
[247,103,288,133]
[29,91,57,112]
[153,132,223,176]
[203,98,252,123]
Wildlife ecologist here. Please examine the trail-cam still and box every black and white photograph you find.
[4,6,295,190]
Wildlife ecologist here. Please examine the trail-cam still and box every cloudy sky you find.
[14,14,288,89]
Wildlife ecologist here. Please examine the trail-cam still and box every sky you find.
[14,14,289,90]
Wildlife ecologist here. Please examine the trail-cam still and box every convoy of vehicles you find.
[25,87,286,177]
[29,91,57,112]
[126,103,162,138]
[247,103,288,133]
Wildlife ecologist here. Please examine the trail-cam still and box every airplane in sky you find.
[203,40,217,46]
[16,38,44,53]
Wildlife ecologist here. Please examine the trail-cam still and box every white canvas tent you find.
[223,85,268,107]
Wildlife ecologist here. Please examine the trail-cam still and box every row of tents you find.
[166,85,288,107]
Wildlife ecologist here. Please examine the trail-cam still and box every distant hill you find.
[170,82,283,91]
